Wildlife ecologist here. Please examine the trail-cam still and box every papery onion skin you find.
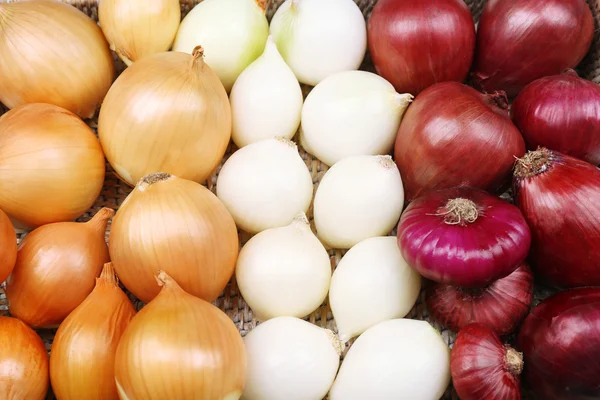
[451,323,523,400]
[0,316,49,400]
[426,264,533,336]
[0,103,106,228]
[511,70,600,165]
[368,0,476,95]
[397,187,531,287]
[109,173,239,304]
[6,208,113,328]
[472,0,594,97]
[115,271,246,400]
[517,288,600,399]
[513,148,600,288]
[394,82,525,201]
[0,209,17,284]
[0,1,114,118]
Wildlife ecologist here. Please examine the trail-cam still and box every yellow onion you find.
[50,262,136,400]
[0,208,17,283]
[98,47,231,186]
[6,208,113,328]
[0,103,106,228]
[0,316,49,400]
[0,1,114,118]
[115,271,246,400]
[99,0,181,66]
[109,172,238,303]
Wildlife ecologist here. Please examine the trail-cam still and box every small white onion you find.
[270,0,367,86]
[313,155,404,249]
[329,236,421,341]
[300,70,413,166]
[242,316,342,400]
[329,319,451,400]
[230,36,303,148]
[236,214,331,321]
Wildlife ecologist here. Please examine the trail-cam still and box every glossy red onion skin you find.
[517,288,600,399]
[394,82,525,201]
[426,264,533,336]
[511,71,600,165]
[367,0,475,95]
[397,187,531,288]
[452,323,522,400]
[473,0,594,98]
[513,149,600,288]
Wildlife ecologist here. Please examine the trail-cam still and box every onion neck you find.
[275,136,297,149]
[87,207,115,232]
[155,270,182,293]
[436,198,479,226]
[255,0,267,12]
[190,46,205,69]
[97,262,119,287]
[562,68,579,77]
[486,91,509,112]
[504,346,524,376]
[376,155,396,169]
[138,172,173,191]
[514,148,550,178]
[327,329,345,356]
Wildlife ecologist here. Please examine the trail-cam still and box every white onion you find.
[300,71,413,166]
[242,316,342,400]
[313,155,404,249]
[216,137,313,234]
[329,236,421,341]
[270,0,367,86]
[329,319,451,400]
[235,214,331,321]
[173,0,269,91]
[230,36,303,148]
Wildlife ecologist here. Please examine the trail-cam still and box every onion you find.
[173,0,269,91]
[398,187,531,287]
[5,208,113,328]
[451,323,523,400]
[367,0,476,95]
[517,287,600,399]
[511,70,600,165]
[0,103,106,228]
[329,319,450,399]
[98,0,180,66]
[513,148,600,288]
[314,155,404,249]
[329,236,421,341]
[229,36,303,148]
[235,214,331,321]
[270,0,367,86]
[242,316,342,400]
[394,82,525,201]
[300,70,413,166]
[426,264,533,336]
[98,47,231,187]
[0,208,17,284]
[0,1,113,118]
[472,0,594,97]
[49,263,136,400]
[115,271,246,400]
[0,316,49,400]
[109,172,239,303]
[216,138,313,234]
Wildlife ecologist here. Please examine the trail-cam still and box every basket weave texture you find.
[4,0,600,399]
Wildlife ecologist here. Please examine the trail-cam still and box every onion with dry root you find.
[109,173,239,303]
[6,208,113,328]
[98,47,231,187]
[0,209,17,284]
[115,271,246,400]
[0,1,114,118]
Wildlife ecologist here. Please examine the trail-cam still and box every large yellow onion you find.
[0,1,114,119]
[109,172,239,303]
[99,0,181,66]
[115,271,246,400]
[98,47,231,186]
[0,103,106,228]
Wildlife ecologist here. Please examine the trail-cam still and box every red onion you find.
[517,287,600,399]
[472,0,594,98]
[394,82,525,201]
[367,0,475,95]
[452,323,523,400]
[511,70,600,165]
[513,148,600,288]
[397,187,531,288]
[426,264,533,336]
